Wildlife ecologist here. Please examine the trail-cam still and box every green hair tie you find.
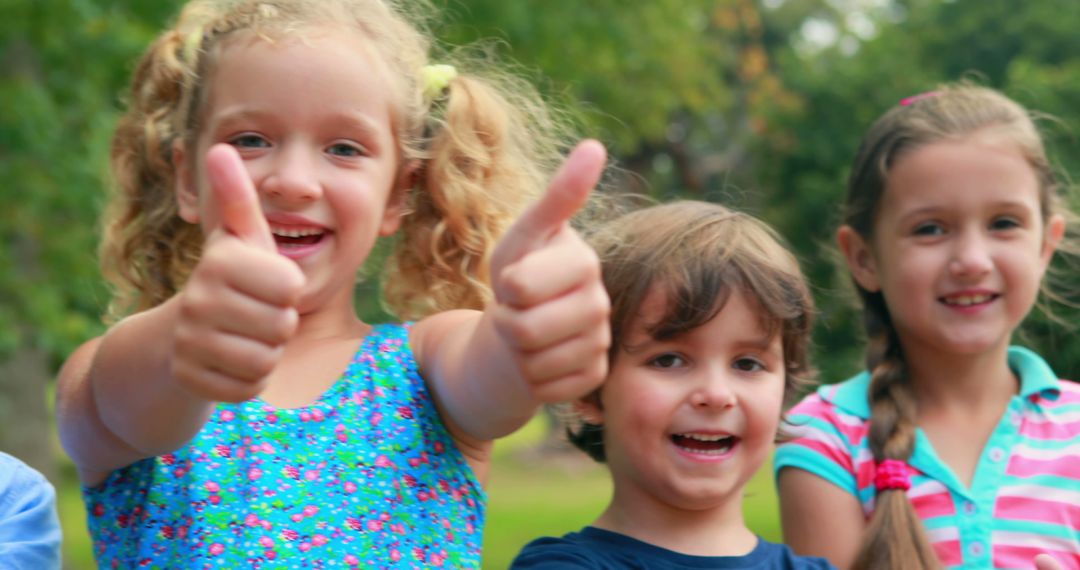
[420,64,458,101]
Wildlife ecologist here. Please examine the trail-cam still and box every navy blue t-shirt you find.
[511,527,836,569]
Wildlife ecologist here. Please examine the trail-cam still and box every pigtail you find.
[384,70,569,319]
[851,292,941,570]
[100,24,205,322]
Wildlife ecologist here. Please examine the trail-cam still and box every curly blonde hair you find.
[100,0,574,322]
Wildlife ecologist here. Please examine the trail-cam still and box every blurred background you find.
[3,0,1080,567]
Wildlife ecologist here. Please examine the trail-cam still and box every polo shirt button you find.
[989,448,1006,462]
[963,502,977,515]
[970,542,985,557]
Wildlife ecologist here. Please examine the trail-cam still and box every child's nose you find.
[689,372,737,409]
[948,229,993,277]
[260,146,322,205]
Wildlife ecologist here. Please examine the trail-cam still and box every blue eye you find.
[229,134,270,148]
[327,142,365,158]
[733,357,765,373]
[650,353,686,369]
[912,222,944,236]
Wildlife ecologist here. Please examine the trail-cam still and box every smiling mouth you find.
[940,293,998,307]
[271,226,327,248]
[671,433,738,455]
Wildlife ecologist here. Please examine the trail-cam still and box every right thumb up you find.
[171,144,304,403]
[205,144,276,251]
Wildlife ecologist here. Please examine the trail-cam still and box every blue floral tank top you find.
[83,323,486,569]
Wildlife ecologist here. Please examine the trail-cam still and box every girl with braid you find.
[55,0,611,567]
[774,85,1079,570]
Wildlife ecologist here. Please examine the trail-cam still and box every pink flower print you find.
[260,442,275,454]
[280,529,299,542]
[259,536,275,548]
[375,386,386,398]
[402,474,417,488]
[344,554,360,566]
[466,522,475,534]
[366,520,383,532]
[213,444,231,458]
[417,491,429,502]
[116,514,130,528]
[299,542,312,553]
[204,481,220,493]
[409,457,421,468]
[379,512,391,521]
[337,432,348,443]
[172,466,188,478]
[265,549,277,560]
[390,549,402,562]
[438,479,450,493]
[261,405,276,413]
[260,520,272,531]
[311,409,325,422]
[391,523,406,535]
[345,517,362,531]
[291,513,305,523]
[305,469,320,481]
[343,481,357,494]
[220,410,235,422]
[431,552,446,567]
[434,441,445,454]
[91,504,105,517]
[159,526,175,539]
[160,453,176,466]
[312,534,329,547]
[248,467,263,481]
[413,547,426,562]
[245,514,260,527]
[209,543,225,556]
[371,412,383,426]
[374,455,392,468]
[283,465,300,479]
[397,406,414,420]
[208,495,221,505]
[302,505,319,517]
[300,411,312,422]
[266,413,279,424]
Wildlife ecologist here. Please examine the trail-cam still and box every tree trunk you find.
[0,342,56,483]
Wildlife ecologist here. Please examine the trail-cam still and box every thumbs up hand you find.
[171,144,306,403]
[488,140,611,403]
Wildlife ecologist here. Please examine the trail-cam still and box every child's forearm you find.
[57,297,215,482]
[417,309,540,442]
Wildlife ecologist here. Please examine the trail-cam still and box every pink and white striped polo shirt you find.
[775,346,1080,569]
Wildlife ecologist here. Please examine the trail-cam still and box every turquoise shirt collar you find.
[819,345,1062,419]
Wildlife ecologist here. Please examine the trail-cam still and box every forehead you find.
[881,134,1041,217]
[628,284,775,343]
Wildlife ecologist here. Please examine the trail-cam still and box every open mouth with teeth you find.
[671,433,738,455]
[271,226,327,249]
[940,293,998,307]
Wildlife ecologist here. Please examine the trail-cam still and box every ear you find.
[378,160,417,236]
[173,141,201,224]
[837,224,881,292]
[1041,213,1066,268]
[573,391,604,426]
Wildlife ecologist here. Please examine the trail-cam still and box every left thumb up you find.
[490,140,606,282]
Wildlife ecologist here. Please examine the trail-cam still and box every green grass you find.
[57,416,782,569]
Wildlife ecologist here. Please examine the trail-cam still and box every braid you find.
[851,292,941,570]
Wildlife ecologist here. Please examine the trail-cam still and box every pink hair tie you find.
[874,459,911,491]
[899,91,940,106]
